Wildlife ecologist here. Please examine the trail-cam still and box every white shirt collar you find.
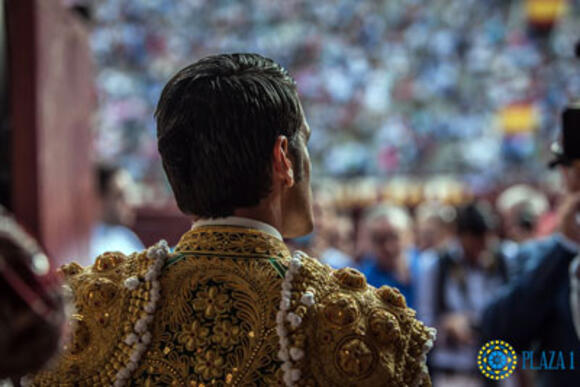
[192,216,283,241]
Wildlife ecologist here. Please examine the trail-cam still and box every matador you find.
[30,53,436,387]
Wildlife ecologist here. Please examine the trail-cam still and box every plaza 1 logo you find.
[478,340,518,381]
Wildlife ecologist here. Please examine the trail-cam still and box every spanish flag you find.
[499,102,540,135]
[526,0,567,30]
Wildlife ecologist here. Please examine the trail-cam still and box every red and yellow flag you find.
[526,0,567,28]
[499,102,539,135]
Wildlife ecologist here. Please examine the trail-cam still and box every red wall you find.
[7,0,96,265]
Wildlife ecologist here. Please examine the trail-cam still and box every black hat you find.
[456,202,496,236]
[549,102,580,168]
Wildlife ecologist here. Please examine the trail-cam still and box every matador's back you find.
[31,225,435,386]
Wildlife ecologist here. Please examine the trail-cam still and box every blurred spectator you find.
[0,208,63,383]
[319,214,355,268]
[418,202,508,385]
[496,184,549,243]
[415,201,457,252]
[483,105,580,387]
[358,204,417,308]
[309,187,338,256]
[496,184,550,278]
[90,164,144,262]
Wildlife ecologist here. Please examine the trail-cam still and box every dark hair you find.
[155,53,304,218]
[456,202,495,236]
[96,164,121,197]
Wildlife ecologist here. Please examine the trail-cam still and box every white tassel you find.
[127,361,137,372]
[277,251,307,387]
[290,258,302,271]
[280,297,291,311]
[290,369,301,381]
[276,324,287,337]
[289,347,304,361]
[113,240,169,387]
[117,368,130,379]
[124,276,141,290]
[300,291,315,306]
[145,302,155,313]
[130,349,142,363]
[141,332,152,344]
[124,333,139,346]
[278,348,289,362]
[287,312,302,328]
[283,372,293,387]
[134,318,148,333]
[276,311,285,324]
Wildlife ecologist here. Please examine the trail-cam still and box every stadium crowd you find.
[90,0,580,203]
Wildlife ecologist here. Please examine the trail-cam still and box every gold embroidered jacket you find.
[31,226,435,386]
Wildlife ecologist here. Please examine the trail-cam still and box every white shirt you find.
[192,216,283,241]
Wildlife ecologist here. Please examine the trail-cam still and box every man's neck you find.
[233,197,283,236]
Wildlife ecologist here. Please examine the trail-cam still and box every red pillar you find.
[6,0,96,265]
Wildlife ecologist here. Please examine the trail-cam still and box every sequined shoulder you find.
[276,253,436,387]
[30,242,171,386]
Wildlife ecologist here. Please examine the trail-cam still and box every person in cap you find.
[418,202,509,386]
[29,53,435,386]
[481,102,580,387]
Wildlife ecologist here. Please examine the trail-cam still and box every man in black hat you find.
[549,102,580,248]
[481,103,580,386]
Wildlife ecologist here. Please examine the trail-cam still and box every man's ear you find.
[273,135,294,188]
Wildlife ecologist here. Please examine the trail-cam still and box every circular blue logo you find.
[478,340,517,380]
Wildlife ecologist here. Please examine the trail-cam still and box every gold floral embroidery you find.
[141,227,289,385]
[29,228,291,386]
[29,227,434,387]
[194,350,225,380]
[211,319,241,348]
[29,248,168,386]
[177,320,210,351]
[192,286,230,319]
[292,256,435,387]
[336,337,376,377]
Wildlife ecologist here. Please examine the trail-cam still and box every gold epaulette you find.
[276,252,436,387]
[29,233,435,387]
[30,241,171,387]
